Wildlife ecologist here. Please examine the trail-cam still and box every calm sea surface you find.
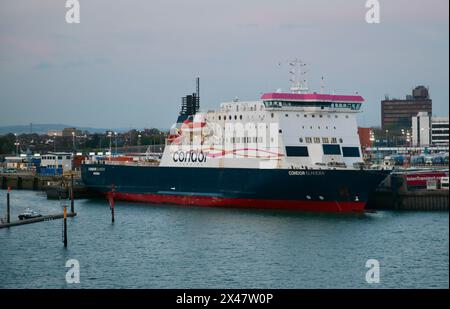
[0,189,448,288]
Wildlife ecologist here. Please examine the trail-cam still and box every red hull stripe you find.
[111,192,366,213]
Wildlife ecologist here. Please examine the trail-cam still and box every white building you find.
[4,157,27,170]
[40,152,73,173]
[431,116,449,146]
[412,112,449,147]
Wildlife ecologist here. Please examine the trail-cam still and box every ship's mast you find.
[289,59,309,94]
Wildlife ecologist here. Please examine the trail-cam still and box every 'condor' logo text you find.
[173,150,207,163]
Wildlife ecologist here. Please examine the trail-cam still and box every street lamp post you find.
[385,129,389,147]
[53,133,57,152]
[53,133,58,175]
[152,136,155,153]
[401,129,404,146]
[114,132,118,155]
[107,131,112,158]
[369,130,375,146]
[14,133,20,156]
[72,131,76,154]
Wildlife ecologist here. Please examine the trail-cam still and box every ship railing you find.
[82,159,160,166]
[313,162,351,170]
[326,162,348,168]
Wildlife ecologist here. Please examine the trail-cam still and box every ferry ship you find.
[82,63,389,212]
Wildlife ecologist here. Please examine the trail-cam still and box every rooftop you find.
[261,93,364,103]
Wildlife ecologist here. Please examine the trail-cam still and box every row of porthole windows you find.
[214,114,266,121]
[299,137,343,144]
[276,113,349,119]
[228,137,264,143]
[210,113,348,121]
[229,105,264,112]
[270,113,349,119]
[218,115,243,121]
[302,125,337,130]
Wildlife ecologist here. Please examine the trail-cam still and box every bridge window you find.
[286,146,309,157]
[342,147,360,157]
[323,144,341,155]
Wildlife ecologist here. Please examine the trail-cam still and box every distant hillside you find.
[0,124,168,135]
[0,124,112,135]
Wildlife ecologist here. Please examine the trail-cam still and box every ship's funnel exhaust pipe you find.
[196,77,200,109]
[177,77,200,124]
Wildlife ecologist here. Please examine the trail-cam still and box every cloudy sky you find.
[0,0,448,129]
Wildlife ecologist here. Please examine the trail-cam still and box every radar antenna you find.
[288,59,309,94]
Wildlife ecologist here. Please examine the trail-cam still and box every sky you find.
[0,0,448,129]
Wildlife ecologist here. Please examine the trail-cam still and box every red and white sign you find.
[405,172,448,187]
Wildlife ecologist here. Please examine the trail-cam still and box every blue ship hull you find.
[81,164,389,212]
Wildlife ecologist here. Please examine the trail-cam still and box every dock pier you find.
[0,212,77,229]
[1,186,77,248]
[1,173,59,191]
[0,172,99,199]
[369,189,448,211]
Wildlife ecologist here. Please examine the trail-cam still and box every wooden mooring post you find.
[7,187,11,224]
[63,205,68,247]
[108,185,115,223]
[70,174,75,214]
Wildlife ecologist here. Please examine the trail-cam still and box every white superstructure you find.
[161,91,365,170]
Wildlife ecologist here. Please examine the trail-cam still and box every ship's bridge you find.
[261,93,364,111]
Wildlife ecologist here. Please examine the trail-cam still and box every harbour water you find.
[0,189,448,289]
